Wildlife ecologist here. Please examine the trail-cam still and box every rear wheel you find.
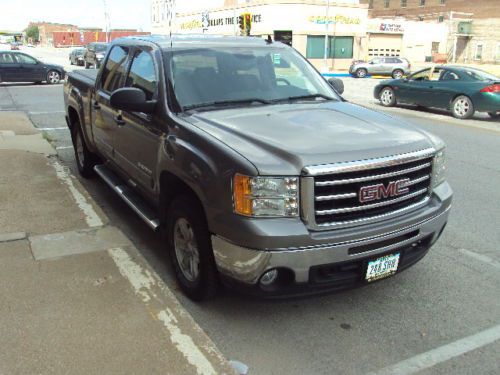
[451,95,474,119]
[72,123,96,178]
[46,70,60,84]
[85,61,90,69]
[379,87,396,107]
[488,111,499,119]
[356,68,367,78]
[166,195,218,301]
[392,69,404,79]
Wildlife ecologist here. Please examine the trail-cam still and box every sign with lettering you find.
[181,13,262,30]
[368,21,405,34]
[308,15,361,25]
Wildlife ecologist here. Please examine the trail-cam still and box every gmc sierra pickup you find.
[64,35,452,300]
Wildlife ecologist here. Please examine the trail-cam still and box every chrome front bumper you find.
[212,201,451,287]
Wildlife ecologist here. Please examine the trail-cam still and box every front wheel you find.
[356,68,367,78]
[166,195,218,301]
[379,87,396,107]
[488,111,500,119]
[451,95,474,119]
[46,70,60,84]
[72,124,96,178]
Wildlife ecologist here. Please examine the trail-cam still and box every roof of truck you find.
[112,34,289,49]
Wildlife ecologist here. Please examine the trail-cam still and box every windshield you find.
[95,44,108,52]
[461,68,498,81]
[168,46,338,110]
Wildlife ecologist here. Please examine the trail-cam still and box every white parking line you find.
[56,146,73,150]
[50,159,103,227]
[458,248,500,270]
[39,127,68,131]
[30,111,65,115]
[366,324,500,375]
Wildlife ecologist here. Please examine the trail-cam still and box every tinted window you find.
[96,44,108,52]
[440,70,460,81]
[410,68,431,81]
[125,50,157,101]
[462,68,497,81]
[101,46,129,93]
[15,54,37,64]
[0,53,15,64]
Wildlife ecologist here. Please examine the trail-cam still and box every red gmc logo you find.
[359,179,410,203]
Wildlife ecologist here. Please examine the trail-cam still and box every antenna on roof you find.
[266,34,273,44]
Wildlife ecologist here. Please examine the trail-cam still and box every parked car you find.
[10,43,20,51]
[64,36,452,300]
[374,66,500,119]
[83,42,109,69]
[69,48,86,66]
[0,51,65,84]
[350,57,411,79]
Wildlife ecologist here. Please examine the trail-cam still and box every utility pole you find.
[323,0,330,72]
[102,0,110,42]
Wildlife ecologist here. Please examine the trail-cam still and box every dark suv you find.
[84,42,109,69]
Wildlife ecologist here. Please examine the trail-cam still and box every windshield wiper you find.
[183,98,272,111]
[273,93,336,103]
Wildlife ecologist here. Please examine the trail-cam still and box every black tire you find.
[379,87,396,107]
[72,123,96,178]
[46,70,60,84]
[166,195,218,301]
[488,111,500,119]
[85,61,90,69]
[451,95,474,119]
[356,68,367,78]
[392,69,404,79]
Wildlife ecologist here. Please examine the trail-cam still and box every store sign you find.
[308,15,361,25]
[368,22,404,33]
[180,13,262,30]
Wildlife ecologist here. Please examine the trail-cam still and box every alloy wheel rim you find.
[48,71,60,83]
[76,132,84,168]
[173,218,200,282]
[381,89,393,105]
[358,70,366,77]
[394,71,403,79]
[454,98,470,117]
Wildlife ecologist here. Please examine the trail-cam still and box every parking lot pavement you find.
[0,111,236,375]
[1,79,499,375]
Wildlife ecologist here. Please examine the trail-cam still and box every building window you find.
[496,43,500,61]
[418,16,424,21]
[384,0,390,9]
[440,0,446,5]
[438,15,444,22]
[420,0,426,6]
[306,36,353,59]
[474,43,483,60]
[369,0,373,9]
[401,0,407,7]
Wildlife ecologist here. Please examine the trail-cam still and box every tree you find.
[25,25,39,42]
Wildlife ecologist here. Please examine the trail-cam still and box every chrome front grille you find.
[302,149,435,229]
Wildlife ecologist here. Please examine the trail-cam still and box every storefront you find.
[152,1,369,71]
[366,20,404,58]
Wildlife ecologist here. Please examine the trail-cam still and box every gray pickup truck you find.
[64,35,452,300]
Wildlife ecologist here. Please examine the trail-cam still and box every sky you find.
[0,0,152,31]
[0,0,226,32]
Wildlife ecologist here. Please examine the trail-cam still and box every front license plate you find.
[365,253,400,282]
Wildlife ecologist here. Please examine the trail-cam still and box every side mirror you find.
[110,87,156,113]
[328,77,344,95]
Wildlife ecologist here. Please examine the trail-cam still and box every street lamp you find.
[102,0,110,42]
[323,0,330,72]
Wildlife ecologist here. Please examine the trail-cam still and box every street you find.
[1,74,499,375]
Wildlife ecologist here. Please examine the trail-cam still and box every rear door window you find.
[101,45,130,93]
[0,53,15,64]
[125,49,157,100]
[15,54,37,64]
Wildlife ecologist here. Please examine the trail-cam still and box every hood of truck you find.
[188,101,436,175]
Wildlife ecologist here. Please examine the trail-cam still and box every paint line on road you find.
[458,248,500,270]
[29,110,66,115]
[39,127,68,131]
[366,324,500,375]
[50,159,103,227]
[108,247,217,375]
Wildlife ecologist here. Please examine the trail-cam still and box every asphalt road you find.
[1,78,499,375]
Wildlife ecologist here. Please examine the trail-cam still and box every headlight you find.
[233,174,299,217]
[432,149,446,187]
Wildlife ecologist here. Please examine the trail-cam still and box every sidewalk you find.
[0,111,236,375]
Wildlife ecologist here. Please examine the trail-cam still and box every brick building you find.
[361,0,500,63]
[29,22,79,46]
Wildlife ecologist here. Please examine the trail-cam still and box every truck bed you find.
[67,69,98,86]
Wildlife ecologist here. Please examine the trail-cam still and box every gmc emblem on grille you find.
[359,178,410,203]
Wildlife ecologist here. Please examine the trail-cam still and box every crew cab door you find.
[92,45,130,160]
[114,47,161,195]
